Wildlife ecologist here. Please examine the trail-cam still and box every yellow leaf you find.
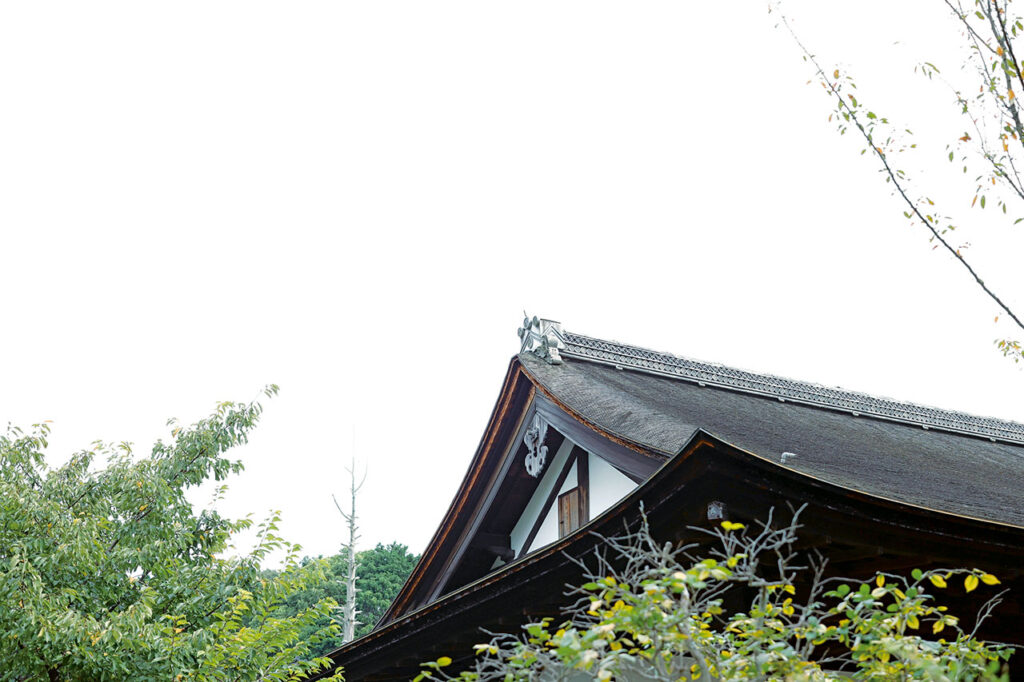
[876,575,885,588]
[907,614,920,629]
[436,656,452,667]
[980,573,1001,585]
[1010,89,1016,100]
[929,574,947,589]
[833,69,839,79]
[999,46,1005,56]
[965,575,979,593]
[933,620,945,634]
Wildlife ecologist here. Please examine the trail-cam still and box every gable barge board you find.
[381,360,535,623]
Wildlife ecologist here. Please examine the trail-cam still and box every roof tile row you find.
[562,332,1024,445]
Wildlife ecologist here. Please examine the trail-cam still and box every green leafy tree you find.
[352,542,419,637]
[772,0,1024,361]
[0,386,342,681]
[419,508,1012,681]
[272,542,419,657]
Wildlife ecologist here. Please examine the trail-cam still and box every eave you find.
[319,429,1024,681]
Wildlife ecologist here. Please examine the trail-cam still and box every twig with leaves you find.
[417,506,1013,681]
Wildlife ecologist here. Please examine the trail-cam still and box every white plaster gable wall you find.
[508,437,641,558]
[588,453,637,518]
[529,459,579,551]
[509,438,575,556]
[560,461,578,495]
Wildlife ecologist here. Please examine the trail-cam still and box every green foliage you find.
[419,512,1012,681]
[271,542,419,656]
[0,387,342,681]
[353,542,419,637]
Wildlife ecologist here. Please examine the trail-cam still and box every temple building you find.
[317,318,1024,680]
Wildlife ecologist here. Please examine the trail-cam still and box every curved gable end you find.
[380,354,665,626]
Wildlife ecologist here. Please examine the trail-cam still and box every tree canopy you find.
[0,387,341,682]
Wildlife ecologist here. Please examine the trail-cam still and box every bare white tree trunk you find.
[333,458,366,644]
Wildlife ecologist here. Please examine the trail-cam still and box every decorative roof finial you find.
[518,313,565,365]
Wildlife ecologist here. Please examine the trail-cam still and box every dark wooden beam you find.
[577,449,589,524]
[469,531,514,562]
[820,545,884,564]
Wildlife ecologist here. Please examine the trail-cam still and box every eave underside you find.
[320,432,1024,681]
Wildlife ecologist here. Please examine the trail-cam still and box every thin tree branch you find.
[778,12,1024,335]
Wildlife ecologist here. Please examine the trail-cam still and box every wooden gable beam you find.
[469,531,514,562]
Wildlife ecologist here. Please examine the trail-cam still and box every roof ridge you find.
[561,331,1024,445]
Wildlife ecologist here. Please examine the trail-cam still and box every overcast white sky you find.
[1,1,1021,563]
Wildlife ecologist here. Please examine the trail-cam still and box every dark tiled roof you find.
[561,332,1024,446]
